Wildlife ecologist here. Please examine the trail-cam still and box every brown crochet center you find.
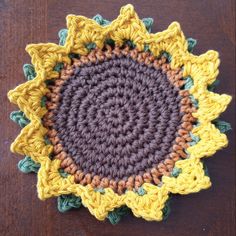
[43,46,196,194]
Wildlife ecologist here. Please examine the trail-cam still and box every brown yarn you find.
[43,46,196,194]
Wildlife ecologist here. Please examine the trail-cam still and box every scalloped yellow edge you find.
[7,4,231,221]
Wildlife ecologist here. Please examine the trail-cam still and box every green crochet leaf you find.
[137,186,147,196]
[18,156,40,173]
[93,14,110,26]
[58,168,69,178]
[213,119,232,133]
[58,29,68,46]
[171,167,182,177]
[184,76,194,90]
[10,110,30,128]
[23,64,36,81]
[162,197,171,220]
[54,62,64,72]
[189,132,200,146]
[57,195,82,213]
[142,17,154,32]
[107,206,130,225]
[187,38,197,53]
[208,79,220,91]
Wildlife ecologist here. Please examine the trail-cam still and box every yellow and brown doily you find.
[8,4,231,223]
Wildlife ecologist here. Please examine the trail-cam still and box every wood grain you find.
[0,0,235,235]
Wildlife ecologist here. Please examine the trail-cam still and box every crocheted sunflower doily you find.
[8,4,232,223]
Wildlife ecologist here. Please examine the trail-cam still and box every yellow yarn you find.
[7,4,231,221]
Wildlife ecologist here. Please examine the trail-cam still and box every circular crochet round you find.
[44,47,195,193]
[53,55,182,180]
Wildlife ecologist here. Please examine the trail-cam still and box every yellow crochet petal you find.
[10,120,52,161]
[193,91,231,122]
[125,184,169,221]
[108,4,148,50]
[163,158,211,194]
[187,123,228,158]
[26,43,70,78]
[66,15,106,54]
[8,78,47,118]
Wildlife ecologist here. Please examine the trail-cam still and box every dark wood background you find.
[0,0,235,235]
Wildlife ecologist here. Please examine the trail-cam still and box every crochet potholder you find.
[8,4,232,223]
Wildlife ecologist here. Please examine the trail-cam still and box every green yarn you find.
[107,206,130,225]
[68,53,80,59]
[189,132,200,146]
[105,38,115,47]
[93,14,110,26]
[41,96,47,107]
[189,94,199,108]
[142,17,153,33]
[58,29,68,46]
[124,39,136,49]
[162,51,172,62]
[44,135,51,145]
[162,197,171,220]
[94,188,105,194]
[57,194,82,212]
[23,64,36,81]
[54,62,64,72]
[85,42,96,51]
[208,79,220,91]
[184,76,194,90]
[18,156,40,173]
[137,186,147,196]
[58,168,69,178]
[187,38,197,53]
[171,167,182,177]
[10,110,30,128]
[213,119,231,133]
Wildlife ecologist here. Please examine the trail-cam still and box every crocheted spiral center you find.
[53,55,182,180]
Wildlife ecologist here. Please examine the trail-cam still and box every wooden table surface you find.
[0,0,235,235]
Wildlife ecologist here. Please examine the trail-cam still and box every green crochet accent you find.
[142,17,153,32]
[58,29,68,46]
[189,94,199,108]
[144,44,150,52]
[54,62,64,72]
[162,51,172,62]
[208,79,220,91]
[124,39,136,49]
[41,96,47,107]
[171,167,182,177]
[162,197,171,220]
[68,53,80,59]
[137,186,147,196]
[44,135,51,145]
[10,110,30,128]
[85,42,96,51]
[203,162,210,177]
[57,194,82,213]
[184,76,194,90]
[189,132,200,146]
[213,119,232,133]
[93,14,110,26]
[18,156,40,173]
[187,38,197,53]
[107,206,130,225]
[94,188,105,194]
[23,64,36,81]
[58,168,69,178]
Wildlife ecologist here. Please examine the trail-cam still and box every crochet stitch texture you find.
[8,4,231,223]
